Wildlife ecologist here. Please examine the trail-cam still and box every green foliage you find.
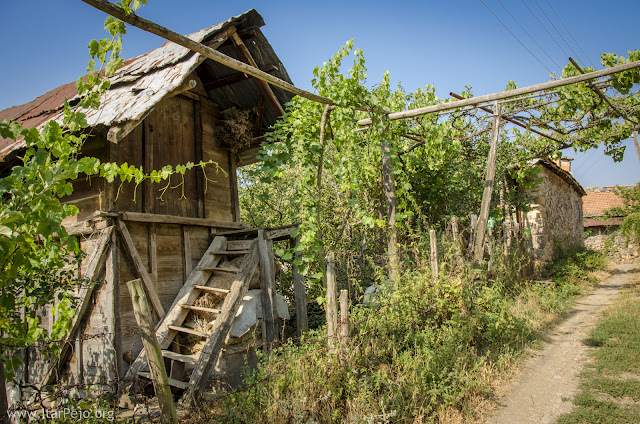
[0,0,221,379]
[558,280,640,424]
[605,183,640,246]
[189,245,602,423]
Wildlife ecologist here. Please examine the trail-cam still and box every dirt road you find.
[487,262,639,424]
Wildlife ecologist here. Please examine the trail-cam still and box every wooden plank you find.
[148,222,158,285]
[168,325,208,338]
[430,229,439,283]
[181,304,221,314]
[473,102,502,262]
[125,236,227,379]
[209,250,249,255]
[137,371,188,390]
[100,211,243,229]
[291,237,307,338]
[144,115,154,213]
[228,151,240,222]
[43,226,114,386]
[193,285,229,294]
[326,252,338,354]
[258,230,278,351]
[254,93,265,137]
[182,242,259,406]
[127,279,178,424]
[103,228,119,389]
[226,240,254,251]
[161,351,198,367]
[194,101,205,218]
[196,267,238,274]
[117,220,166,319]
[182,226,192,282]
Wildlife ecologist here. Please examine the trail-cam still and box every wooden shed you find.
[0,9,301,398]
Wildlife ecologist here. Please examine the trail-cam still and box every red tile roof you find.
[582,186,630,217]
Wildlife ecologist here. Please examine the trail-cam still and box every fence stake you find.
[339,290,350,349]
[451,216,462,266]
[430,229,439,283]
[326,252,338,354]
[126,279,178,424]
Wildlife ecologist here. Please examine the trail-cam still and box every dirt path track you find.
[487,262,639,424]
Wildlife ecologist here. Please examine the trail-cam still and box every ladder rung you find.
[198,266,239,274]
[194,285,230,295]
[181,304,221,314]
[209,250,249,255]
[168,325,209,338]
[161,350,199,366]
[137,371,189,390]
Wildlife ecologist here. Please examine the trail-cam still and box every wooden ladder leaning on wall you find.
[124,234,259,404]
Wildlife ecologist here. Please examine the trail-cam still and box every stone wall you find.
[585,228,639,263]
[525,165,584,269]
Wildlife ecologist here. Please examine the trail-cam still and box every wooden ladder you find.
[125,235,259,399]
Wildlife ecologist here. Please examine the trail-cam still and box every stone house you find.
[583,185,638,260]
[524,158,585,269]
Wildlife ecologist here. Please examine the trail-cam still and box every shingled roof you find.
[0,9,293,164]
[582,185,631,227]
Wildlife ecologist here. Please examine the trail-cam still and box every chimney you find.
[556,156,573,172]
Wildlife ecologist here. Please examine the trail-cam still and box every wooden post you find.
[633,129,640,167]
[126,279,178,424]
[258,229,278,351]
[451,216,462,265]
[467,214,478,260]
[325,252,338,354]
[339,290,349,348]
[182,226,192,281]
[291,237,308,338]
[339,289,349,361]
[473,101,501,262]
[381,138,398,285]
[429,229,439,283]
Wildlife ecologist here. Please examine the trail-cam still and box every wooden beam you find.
[182,226,192,282]
[148,223,158,285]
[634,130,640,167]
[42,226,114,386]
[430,229,439,283]
[182,242,259,405]
[474,102,502,262]
[357,60,640,125]
[204,65,279,90]
[449,92,562,144]
[127,279,178,424]
[230,32,285,116]
[193,100,205,218]
[81,0,333,106]
[258,230,278,351]
[98,211,244,229]
[117,220,166,319]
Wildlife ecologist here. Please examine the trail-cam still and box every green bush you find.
[189,248,604,423]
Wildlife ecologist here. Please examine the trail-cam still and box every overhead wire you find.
[533,0,590,68]
[543,0,598,69]
[520,0,570,61]
[479,0,555,75]
[496,0,563,72]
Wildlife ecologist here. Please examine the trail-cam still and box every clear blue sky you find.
[0,0,638,187]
